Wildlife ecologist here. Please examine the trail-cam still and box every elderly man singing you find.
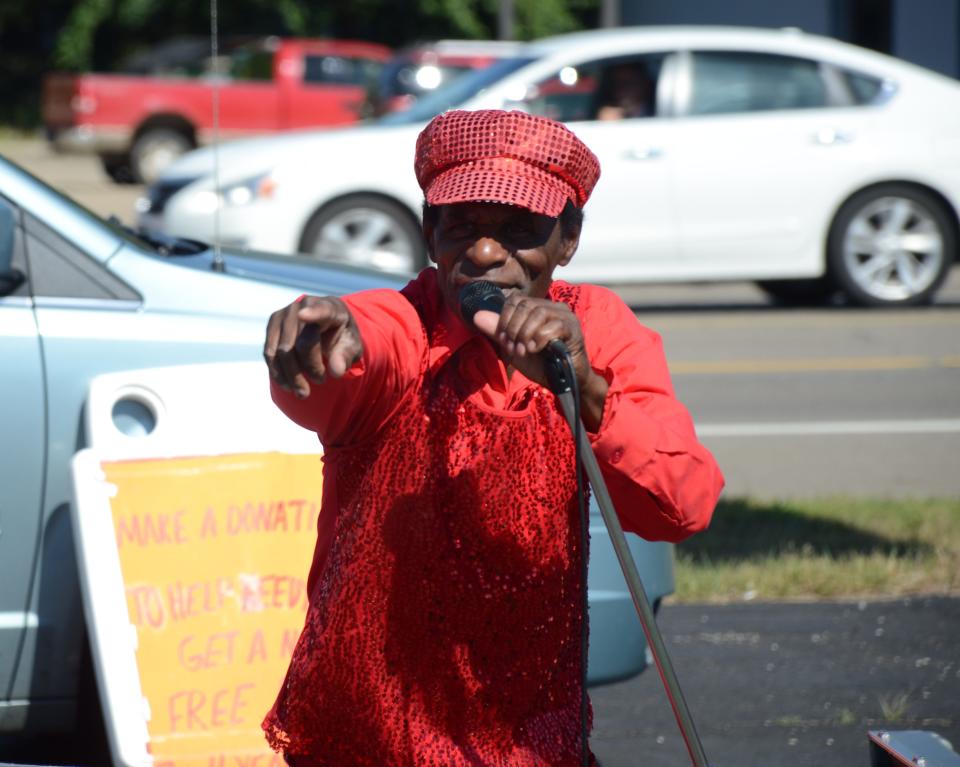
[261,109,723,767]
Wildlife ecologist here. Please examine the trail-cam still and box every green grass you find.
[671,497,960,603]
[878,692,911,723]
[834,707,858,726]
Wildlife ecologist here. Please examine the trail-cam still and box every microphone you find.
[458,281,573,393]
[458,280,506,325]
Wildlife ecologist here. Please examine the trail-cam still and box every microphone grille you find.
[459,281,505,324]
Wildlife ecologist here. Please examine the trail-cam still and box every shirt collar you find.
[428,298,486,375]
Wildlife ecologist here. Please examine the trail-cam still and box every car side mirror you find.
[0,200,25,296]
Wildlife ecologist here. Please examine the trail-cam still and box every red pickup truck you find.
[42,37,392,184]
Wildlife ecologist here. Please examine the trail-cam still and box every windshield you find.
[378,56,536,125]
[0,155,158,252]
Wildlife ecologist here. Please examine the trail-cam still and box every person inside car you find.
[595,61,656,120]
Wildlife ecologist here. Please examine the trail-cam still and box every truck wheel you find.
[300,196,425,273]
[828,184,954,307]
[99,153,136,184]
[130,128,192,185]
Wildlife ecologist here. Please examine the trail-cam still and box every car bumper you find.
[141,189,302,255]
[49,125,130,156]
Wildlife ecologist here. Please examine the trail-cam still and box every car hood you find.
[168,247,412,295]
[159,121,428,184]
[108,241,414,323]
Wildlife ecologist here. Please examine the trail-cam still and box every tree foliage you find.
[0,0,599,127]
[50,0,600,71]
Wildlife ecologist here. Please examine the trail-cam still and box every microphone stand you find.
[544,349,710,767]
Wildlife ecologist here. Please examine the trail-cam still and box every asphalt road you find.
[590,596,960,767]
[647,292,960,499]
[4,597,957,767]
[1,137,958,766]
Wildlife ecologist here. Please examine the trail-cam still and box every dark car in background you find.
[364,39,522,116]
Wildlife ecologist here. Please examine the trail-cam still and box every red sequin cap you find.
[415,109,601,217]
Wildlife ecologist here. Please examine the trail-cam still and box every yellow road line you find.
[647,312,960,330]
[670,355,959,375]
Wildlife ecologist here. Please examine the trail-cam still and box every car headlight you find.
[187,173,279,213]
[220,173,278,207]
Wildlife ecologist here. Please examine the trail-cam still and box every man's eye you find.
[506,223,538,242]
[446,223,473,237]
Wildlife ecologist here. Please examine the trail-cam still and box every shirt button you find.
[611,447,624,464]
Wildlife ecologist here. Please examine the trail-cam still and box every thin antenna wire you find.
[210,0,225,271]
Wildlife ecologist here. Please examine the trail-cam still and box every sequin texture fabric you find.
[415,110,601,217]
[263,285,592,766]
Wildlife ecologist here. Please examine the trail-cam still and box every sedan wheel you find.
[829,185,953,307]
[301,196,424,273]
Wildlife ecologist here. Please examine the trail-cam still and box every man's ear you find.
[557,225,581,267]
[421,204,438,264]
[421,222,437,264]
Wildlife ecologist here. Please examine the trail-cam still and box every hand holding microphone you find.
[459,281,606,412]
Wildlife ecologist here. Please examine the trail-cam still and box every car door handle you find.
[624,146,663,160]
[813,128,855,145]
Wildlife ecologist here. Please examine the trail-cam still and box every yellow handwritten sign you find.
[102,452,322,767]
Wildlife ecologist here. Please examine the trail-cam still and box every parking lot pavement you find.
[590,595,960,767]
[6,596,955,766]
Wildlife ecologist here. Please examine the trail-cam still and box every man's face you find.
[424,201,579,320]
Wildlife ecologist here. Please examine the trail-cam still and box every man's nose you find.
[465,236,509,267]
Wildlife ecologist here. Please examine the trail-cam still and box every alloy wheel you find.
[840,196,944,303]
[309,206,418,272]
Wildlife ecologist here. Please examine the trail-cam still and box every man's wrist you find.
[581,370,609,433]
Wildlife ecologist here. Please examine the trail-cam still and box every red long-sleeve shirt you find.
[272,269,723,598]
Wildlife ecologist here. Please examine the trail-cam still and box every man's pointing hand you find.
[264,296,364,399]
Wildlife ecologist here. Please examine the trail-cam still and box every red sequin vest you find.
[263,284,589,766]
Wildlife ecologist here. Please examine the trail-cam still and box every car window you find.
[304,55,382,87]
[120,37,210,77]
[841,70,886,104]
[378,56,536,125]
[391,62,474,97]
[4,155,155,253]
[510,54,666,123]
[228,47,274,81]
[0,196,29,298]
[687,51,828,115]
[24,212,140,301]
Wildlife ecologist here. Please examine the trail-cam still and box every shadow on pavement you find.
[682,498,932,563]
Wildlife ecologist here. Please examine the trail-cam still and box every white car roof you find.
[529,25,860,57]
[522,25,948,83]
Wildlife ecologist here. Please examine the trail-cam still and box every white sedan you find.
[140,26,960,307]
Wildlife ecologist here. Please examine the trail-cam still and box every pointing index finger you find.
[297,300,343,329]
